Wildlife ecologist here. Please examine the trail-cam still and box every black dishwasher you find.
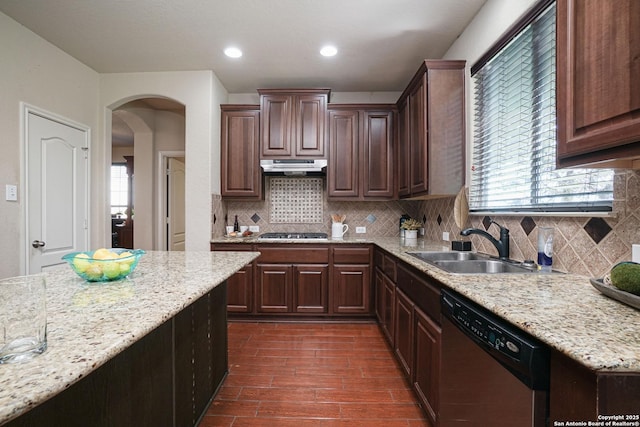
[440,289,550,427]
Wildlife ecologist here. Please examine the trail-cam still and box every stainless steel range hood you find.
[260,159,327,176]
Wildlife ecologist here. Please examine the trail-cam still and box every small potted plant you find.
[401,218,422,239]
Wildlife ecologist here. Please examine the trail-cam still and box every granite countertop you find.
[212,235,640,373]
[0,250,259,425]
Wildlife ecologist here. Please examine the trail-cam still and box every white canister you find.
[331,223,349,239]
[405,229,418,239]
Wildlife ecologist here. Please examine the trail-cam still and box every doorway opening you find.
[110,98,185,251]
[158,151,186,251]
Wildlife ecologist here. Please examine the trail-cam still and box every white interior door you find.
[27,110,89,273]
[167,157,185,251]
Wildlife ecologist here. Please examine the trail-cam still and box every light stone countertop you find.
[0,250,259,425]
[213,235,640,373]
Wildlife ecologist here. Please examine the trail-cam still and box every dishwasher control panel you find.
[448,298,524,360]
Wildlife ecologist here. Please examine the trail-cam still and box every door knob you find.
[32,240,46,248]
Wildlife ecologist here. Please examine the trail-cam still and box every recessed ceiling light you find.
[224,47,242,58]
[320,45,338,57]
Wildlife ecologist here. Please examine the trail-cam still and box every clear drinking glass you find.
[0,274,48,363]
[537,227,553,273]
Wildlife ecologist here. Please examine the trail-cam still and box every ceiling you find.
[0,0,486,94]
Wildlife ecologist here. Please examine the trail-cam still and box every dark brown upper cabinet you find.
[396,60,466,198]
[258,89,330,159]
[556,0,640,168]
[220,105,262,199]
[327,105,396,200]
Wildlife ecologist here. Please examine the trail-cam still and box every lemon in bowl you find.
[62,248,145,282]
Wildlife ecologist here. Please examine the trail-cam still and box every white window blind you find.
[469,1,613,213]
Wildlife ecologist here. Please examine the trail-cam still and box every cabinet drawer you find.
[382,254,397,282]
[211,243,253,251]
[333,246,372,264]
[397,263,441,322]
[374,249,383,267]
[257,246,330,263]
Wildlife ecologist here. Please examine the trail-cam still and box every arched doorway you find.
[110,98,185,251]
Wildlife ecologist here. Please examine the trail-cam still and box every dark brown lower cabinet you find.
[256,263,329,314]
[212,243,373,318]
[257,264,292,313]
[294,264,329,313]
[414,306,441,425]
[332,264,371,314]
[394,288,414,379]
[227,263,253,313]
[6,284,228,427]
[375,268,395,344]
[374,249,441,426]
[382,274,395,344]
[211,243,254,313]
[549,349,640,423]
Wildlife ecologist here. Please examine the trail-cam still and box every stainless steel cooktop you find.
[258,232,328,240]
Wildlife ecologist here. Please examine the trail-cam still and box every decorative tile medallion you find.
[520,216,536,236]
[584,217,612,244]
[269,178,323,223]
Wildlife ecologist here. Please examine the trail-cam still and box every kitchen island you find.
[0,250,259,426]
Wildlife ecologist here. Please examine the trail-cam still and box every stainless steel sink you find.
[407,251,536,274]
[408,251,483,262]
[433,259,534,274]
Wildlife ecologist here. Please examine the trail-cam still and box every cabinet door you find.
[399,60,465,198]
[375,269,384,324]
[227,264,253,313]
[408,75,428,196]
[414,306,441,426]
[397,98,410,197]
[556,0,640,167]
[328,109,360,198]
[332,264,371,314]
[261,94,293,157]
[295,94,327,157]
[363,110,395,198]
[394,288,414,379]
[220,107,261,198]
[257,264,292,313]
[294,264,328,313]
[382,275,395,345]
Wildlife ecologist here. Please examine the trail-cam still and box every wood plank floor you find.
[201,321,431,427]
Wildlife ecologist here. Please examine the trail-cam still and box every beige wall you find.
[0,12,100,278]
[0,10,228,277]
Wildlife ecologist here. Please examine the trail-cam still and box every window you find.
[469,0,613,213]
[110,164,129,217]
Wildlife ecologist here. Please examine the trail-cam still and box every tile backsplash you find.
[214,177,420,237]
[416,170,640,278]
[269,178,323,223]
[213,170,640,278]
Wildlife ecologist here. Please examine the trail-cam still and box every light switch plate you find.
[5,184,17,201]
[442,231,450,241]
[355,227,366,234]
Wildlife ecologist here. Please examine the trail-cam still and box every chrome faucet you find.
[460,219,510,259]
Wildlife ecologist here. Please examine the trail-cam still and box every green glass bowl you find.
[62,249,145,282]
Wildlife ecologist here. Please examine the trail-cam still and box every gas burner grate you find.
[258,232,328,240]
